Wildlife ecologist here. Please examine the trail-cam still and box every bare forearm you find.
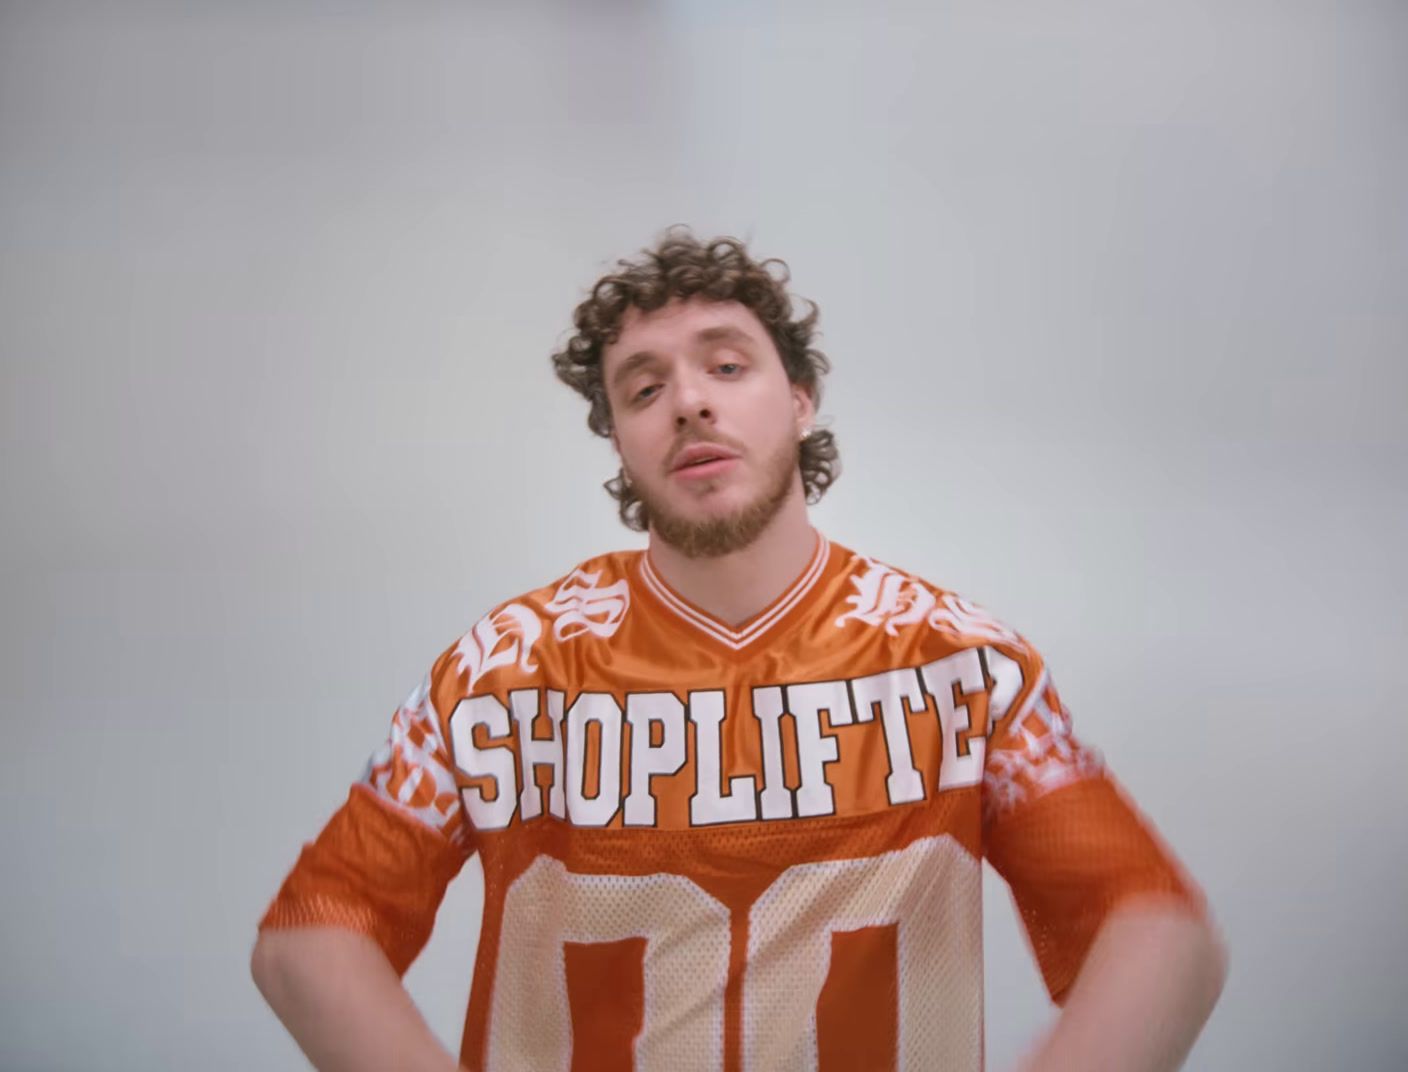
[1016,896,1228,1072]
[251,927,459,1072]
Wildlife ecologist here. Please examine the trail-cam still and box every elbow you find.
[1170,907,1228,1028]
[250,929,289,1007]
[1203,920,1230,1009]
[250,931,273,993]
[1151,894,1231,1012]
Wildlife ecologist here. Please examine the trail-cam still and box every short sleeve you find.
[258,672,476,976]
[982,644,1205,1004]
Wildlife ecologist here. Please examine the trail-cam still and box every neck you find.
[645,489,818,627]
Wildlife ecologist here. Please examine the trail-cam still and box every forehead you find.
[603,298,773,372]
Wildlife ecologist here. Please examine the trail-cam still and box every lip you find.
[670,443,740,473]
[672,457,739,481]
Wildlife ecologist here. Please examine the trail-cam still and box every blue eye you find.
[717,362,742,375]
[634,384,660,402]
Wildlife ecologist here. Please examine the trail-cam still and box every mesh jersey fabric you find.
[260,534,1204,1071]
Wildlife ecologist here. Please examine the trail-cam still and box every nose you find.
[671,369,715,429]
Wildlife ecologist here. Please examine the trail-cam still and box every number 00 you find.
[486,835,981,1070]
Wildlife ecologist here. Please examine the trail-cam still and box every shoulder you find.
[428,549,642,699]
[828,542,1026,651]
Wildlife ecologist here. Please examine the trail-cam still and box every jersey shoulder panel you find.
[822,543,1107,820]
[429,549,641,702]
[826,543,1024,654]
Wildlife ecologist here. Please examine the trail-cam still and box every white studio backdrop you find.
[2,2,1405,1069]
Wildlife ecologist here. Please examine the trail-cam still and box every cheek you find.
[613,425,656,473]
[749,393,798,442]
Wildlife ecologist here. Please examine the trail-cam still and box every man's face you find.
[602,297,815,558]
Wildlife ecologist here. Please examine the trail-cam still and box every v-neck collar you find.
[635,532,832,653]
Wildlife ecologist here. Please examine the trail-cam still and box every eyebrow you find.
[608,324,759,391]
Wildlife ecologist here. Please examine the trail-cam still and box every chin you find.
[678,491,751,518]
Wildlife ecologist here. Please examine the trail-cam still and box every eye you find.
[633,383,660,403]
[716,361,743,376]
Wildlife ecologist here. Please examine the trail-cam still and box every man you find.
[252,230,1226,1071]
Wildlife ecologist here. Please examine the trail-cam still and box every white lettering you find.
[689,690,758,825]
[565,691,622,827]
[513,687,565,820]
[786,680,849,818]
[751,685,794,820]
[985,647,1024,725]
[624,692,686,826]
[448,694,519,831]
[919,650,987,791]
[850,668,927,806]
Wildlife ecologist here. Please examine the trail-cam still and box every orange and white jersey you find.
[261,534,1203,1071]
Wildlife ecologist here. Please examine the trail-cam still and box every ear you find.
[792,382,816,437]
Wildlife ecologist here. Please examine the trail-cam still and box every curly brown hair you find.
[551,228,840,531]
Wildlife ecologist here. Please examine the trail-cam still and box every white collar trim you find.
[637,534,830,651]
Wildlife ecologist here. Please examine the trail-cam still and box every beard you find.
[630,436,801,559]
